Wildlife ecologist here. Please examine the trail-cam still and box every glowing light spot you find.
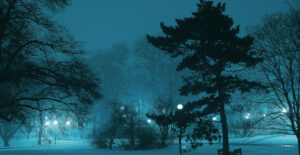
[120,106,125,110]
[45,121,50,126]
[212,116,217,121]
[53,120,58,125]
[282,108,287,113]
[147,119,152,123]
[245,113,251,119]
[66,121,70,125]
[177,104,183,110]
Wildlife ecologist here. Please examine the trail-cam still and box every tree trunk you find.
[38,112,43,145]
[179,128,182,155]
[3,137,9,147]
[171,126,175,144]
[27,129,31,139]
[109,137,113,149]
[220,103,230,155]
[161,128,167,146]
[130,133,134,146]
[297,134,300,155]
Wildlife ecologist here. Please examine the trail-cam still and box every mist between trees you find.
[0,1,299,155]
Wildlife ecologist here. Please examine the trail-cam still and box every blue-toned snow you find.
[0,134,298,155]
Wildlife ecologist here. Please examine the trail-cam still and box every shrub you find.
[92,131,110,149]
[137,127,158,148]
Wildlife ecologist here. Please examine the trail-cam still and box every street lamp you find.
[66,121,71,140]
[263,114,266,117]
[53,120,58,125]
[147,119,152,124]
[282,108,287,113]
[245,113,251,119]
[177,104,183,110]
[66,121,70,126]
[53,120,58,145]
[212,116,217,121]
[45,121,50,126]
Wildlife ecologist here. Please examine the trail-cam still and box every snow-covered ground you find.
[0,135,298,155]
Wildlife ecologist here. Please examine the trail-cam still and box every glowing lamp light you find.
[282,108,287,113]
[66,121,70,126]
[45,116,48,119]
[45,121,50,126]
[120,106,125,111]
[147,119,152,124]
[263,114,266,117]
[212,116,217,121]
[245,113,251,119]
[53,120,58,125]
[177,104,183,110]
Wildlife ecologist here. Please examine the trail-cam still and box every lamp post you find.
[53,120,58,145]
[245,113,251,120]
[281,108,287,144]
[66,121,71,140]
[175,104,184,155]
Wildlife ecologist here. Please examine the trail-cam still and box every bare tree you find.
[147,96,175,146]
[0,0,101,126]
[95,100,126,149]
[122,106,139,146]
[253,5,300,153]
[0,119,22,147]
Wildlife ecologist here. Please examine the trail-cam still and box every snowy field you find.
[0,135,298,155]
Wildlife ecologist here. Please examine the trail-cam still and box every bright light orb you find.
[177,104,183,110]
[212,116,217,121]
[147,119,152,123]
[245,113,251,119]
[66,121,70,126]
[263,114,266,117]
[282,108,287,113]
[45,121,50,126]
[120,106,125,111]
[53,120,58,125]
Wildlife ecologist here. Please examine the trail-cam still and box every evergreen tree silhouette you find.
[147,1,264,154]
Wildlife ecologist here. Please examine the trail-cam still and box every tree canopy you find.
[0,0,101,124]
[147,0,264,154]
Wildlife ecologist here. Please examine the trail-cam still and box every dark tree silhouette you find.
[252,5,300,154]
[148,107,219,155]
[147,0,263,154]
[0,0,101,125]
[0,119,22,147]
[147,96,176,146]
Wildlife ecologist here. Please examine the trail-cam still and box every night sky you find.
[55,0,287,50]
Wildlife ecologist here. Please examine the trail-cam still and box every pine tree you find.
[147,1,263,154]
